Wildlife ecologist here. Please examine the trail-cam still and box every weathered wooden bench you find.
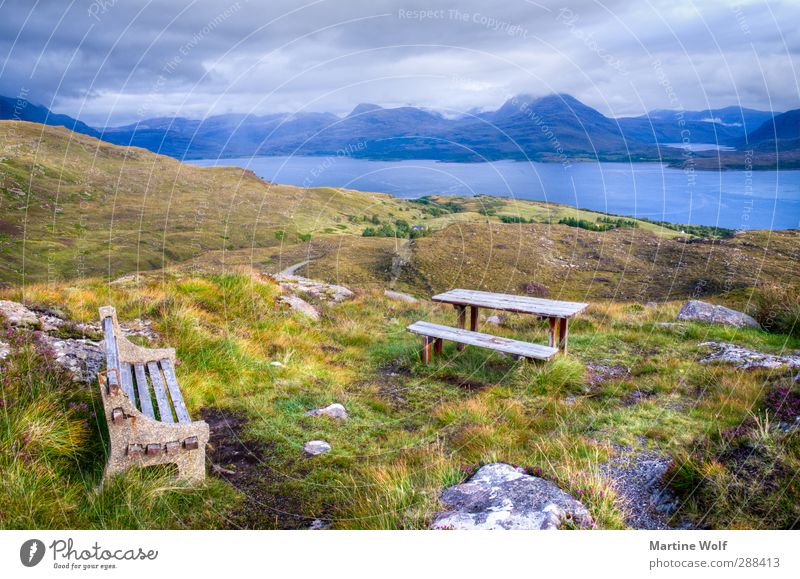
[98,306,208,482]
[407,321,558,363]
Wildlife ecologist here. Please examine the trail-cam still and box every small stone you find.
[0,340,9,361]
[306,403,348,420]
[303,440,331,456]
[384,290,418,304]
[308,518,329,530]
[270,361,283,367]
[677,300,760,329]
[645,301,658,308]
[485,314,504,326]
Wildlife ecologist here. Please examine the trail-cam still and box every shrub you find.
[749,284,800,337]
[520,282,549,297]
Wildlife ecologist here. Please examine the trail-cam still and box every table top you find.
[431,288,589,318]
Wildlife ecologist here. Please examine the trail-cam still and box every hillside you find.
[1,121,798,532]
[1,120,796,299]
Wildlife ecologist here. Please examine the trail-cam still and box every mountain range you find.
[1,92,797,166]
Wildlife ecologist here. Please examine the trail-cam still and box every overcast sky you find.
[0,0,797,126]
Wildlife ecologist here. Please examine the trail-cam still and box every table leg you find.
[456,305,466,351]
[434,338,443,355]
[421,336,432,364]
[558,317,568,354]
[469,306,479,331]
[548,317,557,348]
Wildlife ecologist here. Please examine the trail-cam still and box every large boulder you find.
[431,463,593,530]
[677,300,760,329]
[279,295,320,320]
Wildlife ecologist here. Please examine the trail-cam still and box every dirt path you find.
[600,447,687,530]
[278,259,313,277]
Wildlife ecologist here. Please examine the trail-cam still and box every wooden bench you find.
[432,289,589,354]
[98,306,208,482]
[408,321,558,363]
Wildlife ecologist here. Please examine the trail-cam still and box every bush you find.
[520,282,549,297]
[750,284,800,337]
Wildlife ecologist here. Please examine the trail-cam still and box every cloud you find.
[0,0,796,126]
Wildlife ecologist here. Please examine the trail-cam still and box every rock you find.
[645,301,658,308]
[485,314,504,326]
[308,518,329,530]
[676,300,760,329]
[303,440,332,457]
[0,300,39,327]
[274,274,353,305]
[270,361,283,367]
[384,290,418,304]
[41,335,104,383]
[700,342,800,369]
[306,403,348,420]
[587,364,629,387]
[279,295,320,320]
[0,340,9,361]
[431,463,592,530]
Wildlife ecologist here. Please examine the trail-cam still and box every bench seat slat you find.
[119,362,137,405]
[432,289,588,318]
[101,317,121,391]
[160,358,191,424]
[147,361,174,423]
[407,321,558,360]
[133,363,155,419]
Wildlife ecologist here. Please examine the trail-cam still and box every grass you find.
[2,271,797,529]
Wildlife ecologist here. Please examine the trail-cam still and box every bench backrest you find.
[100,307,191,424]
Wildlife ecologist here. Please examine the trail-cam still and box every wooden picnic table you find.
[431,288,588,354]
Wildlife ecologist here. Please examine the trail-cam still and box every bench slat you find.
[432,289,588,317]
[133,363,155,419]
[408,321,558,360]
[160,358,191,424]
[101,317,122,391]
[147,361,174,423]
[119,362,137,405]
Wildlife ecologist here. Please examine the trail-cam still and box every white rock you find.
[279,295,320,320]
[303,440,332,456]
[485,314,504,325]
[0,300,39,326]
[306,403,348,420]
[0,340,9,361]
[384,290,418,304]
[431,463,592,530]
[270,361,283,367]
[700,342,800,369]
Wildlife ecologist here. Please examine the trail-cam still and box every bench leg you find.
[421,336,432,364]
[469,306,479,332]
[433,338,443,355]
[455,305,466,351]
[548,317,557,348]
[558,318,569,354]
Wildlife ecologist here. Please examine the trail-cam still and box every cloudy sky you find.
[0,0,797,126]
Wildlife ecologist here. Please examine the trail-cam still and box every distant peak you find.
[348,103,383,117]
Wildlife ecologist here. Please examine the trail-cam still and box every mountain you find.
[2,92,792,164]
[743,108,800,152]
[0,95,99,138]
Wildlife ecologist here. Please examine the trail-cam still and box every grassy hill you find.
[1,121,798,531]
[1,271,798,529]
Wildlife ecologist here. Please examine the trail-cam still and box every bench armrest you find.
[99,305,176,364]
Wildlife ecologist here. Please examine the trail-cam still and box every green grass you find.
[2,272,797,529]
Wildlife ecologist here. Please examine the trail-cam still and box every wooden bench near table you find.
[407,289,589,363]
